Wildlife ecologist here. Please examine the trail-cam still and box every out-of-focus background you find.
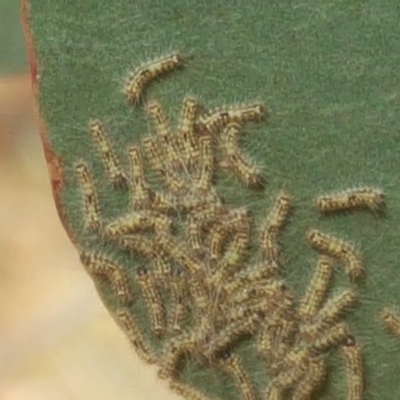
[0,2,178,399]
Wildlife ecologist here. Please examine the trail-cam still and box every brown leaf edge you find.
[20,0,78,245]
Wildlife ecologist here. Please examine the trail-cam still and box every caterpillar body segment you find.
[381,307,400,339]
[260,192,291,264]
[146,99,182,170]
[316,187,385,213]
[342,340,364,400]
[136,265,166,336]
[88,120,128,187]
[220,122,264,189]
[219,351,257,400]
[128,145,154,209]
[307,229,364,282]
[298,256,333,321]
[75,162,102,230]
[124,52,184,102]
[197,102,266,134]
[116,308,158,364]
[177,96,200,166]
[80,251,132,304]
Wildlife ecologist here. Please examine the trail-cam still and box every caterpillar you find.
[124,51,184,102]
[316,187,385,213]
[88,119,128,187]
[75,162,101,230]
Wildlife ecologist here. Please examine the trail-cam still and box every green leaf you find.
[25,1,400,399]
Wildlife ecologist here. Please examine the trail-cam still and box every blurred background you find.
[0,2,178,399]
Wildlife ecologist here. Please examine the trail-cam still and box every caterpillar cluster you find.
[71,51,395,400]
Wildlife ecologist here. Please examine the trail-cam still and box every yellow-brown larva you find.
[227,282,276,314]
[155,232,202,273]
[141,135,167,180]
[116,308,158,364]
[146,99,173,138]
[158,332,196,379]
[186,216,203,251]
[75,162,101,230]
[127,145,153,209]
[223,261,279,300]
[230,214,251,252]
[221,122,264,189]
[264,192,292,230]
[298,256,333,321]
[225,218,250,261]
[124,51,184,103]
[105,212,147,236]
[152,255,172,280]
[381,307,400,339]
[260,229,279,265]
[229,277,292,308]
[203,311,264,359]
[208,207,249,262]
[342,340,364,400]
[256,327,275,368]
[291,357,327,400]
[316,187,385,213]
[263,386,284,400]
[120,235,171,279]
[256,303,296,359]
[182,187,223,217]
[165,170,189,196]
[208,222,226,261]
[141,135,187,195]
[105,210,172,237]
[80,251,132,304]
[226,149,264,190]
[256,326,293,376]
[307,229,347,258]
[153,212,174,234]
[190,202,225,230]
[209,220,250,287]
[187,270,209,312]
[146,99,182,169]
[169,379,215,400]
[302,289,357,339]
[119,234,156,257]
[136,265,166,336]
[307,229,364,282]
[311,322,350,353]
[197,102,266,133]
[151,190,179,212]
[227,206,250,227]
[195,132,214,193]
[346,252,365,283]
[210,204,249,233]
[177,96,200,166]
[169,270,188,334]
[260,192,291,263]
[267,348,310,391]
[219,351,257,400]
[88,120,128,187]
